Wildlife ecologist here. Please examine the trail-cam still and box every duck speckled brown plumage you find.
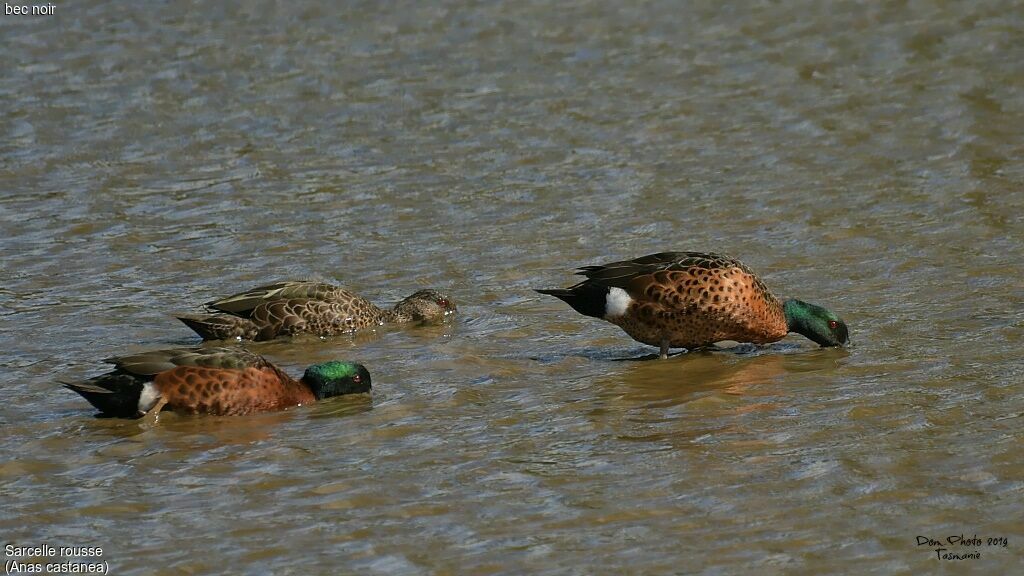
[63,347,371,418]
[537,251,848,358]
[176,281,456,341]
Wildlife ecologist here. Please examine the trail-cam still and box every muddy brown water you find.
[2,1,1022,574]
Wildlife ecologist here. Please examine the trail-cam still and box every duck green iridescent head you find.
[783,299,849,347]
[302,361,371,399]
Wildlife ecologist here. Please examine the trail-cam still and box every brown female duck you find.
[177,281,456,341]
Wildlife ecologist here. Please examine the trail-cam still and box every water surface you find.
[2,0,1022,573]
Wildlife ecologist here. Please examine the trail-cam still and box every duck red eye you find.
[828,320,838,329]
[439,299,449,307]
[353,375,361,383]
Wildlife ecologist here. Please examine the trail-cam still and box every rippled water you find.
[2,0,1022,573]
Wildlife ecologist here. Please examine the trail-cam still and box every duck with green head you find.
[64,347,371,418]
[537,251,848,358]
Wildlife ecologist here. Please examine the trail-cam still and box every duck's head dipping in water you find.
[783,299,849,347]
[302,361,372,399]
[393,289,457,324]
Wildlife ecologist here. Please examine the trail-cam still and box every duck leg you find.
[659,339,670,360]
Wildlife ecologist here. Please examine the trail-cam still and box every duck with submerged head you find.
[537,251,848,358]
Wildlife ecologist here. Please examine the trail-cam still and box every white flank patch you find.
[138,383,161,413]
[605,287,633,319]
